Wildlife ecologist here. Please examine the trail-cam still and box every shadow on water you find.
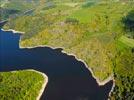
[0,29,113,100]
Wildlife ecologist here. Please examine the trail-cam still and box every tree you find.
[122,10,134,38]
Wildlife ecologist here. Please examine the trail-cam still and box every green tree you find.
[122,10,134,38]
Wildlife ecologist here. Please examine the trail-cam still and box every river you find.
[0,27,113,100]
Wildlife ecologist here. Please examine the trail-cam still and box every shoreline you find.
[1,29,25,34]
[1,28,115,98]
[27,69,48,100]
[20,44,115,97]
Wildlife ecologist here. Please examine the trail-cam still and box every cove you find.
[0,27,113,100]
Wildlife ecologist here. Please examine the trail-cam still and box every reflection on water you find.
[0,29,113,100]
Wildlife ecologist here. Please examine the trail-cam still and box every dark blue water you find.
[0,28,113,100]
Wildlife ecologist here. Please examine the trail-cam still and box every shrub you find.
[65,18,79,24]
[82,1,95,8]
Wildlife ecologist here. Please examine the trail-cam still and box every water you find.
[0,29,113,100]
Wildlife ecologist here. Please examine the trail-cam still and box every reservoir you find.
[0,27,113,100]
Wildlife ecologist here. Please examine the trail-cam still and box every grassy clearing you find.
[119,36,134,48]
[62,3,81,7]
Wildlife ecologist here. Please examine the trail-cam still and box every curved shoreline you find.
[20,45,115,97]
[1,28,115,98]
[26,70,48,100]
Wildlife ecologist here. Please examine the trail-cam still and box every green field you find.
[119,36,134,48]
